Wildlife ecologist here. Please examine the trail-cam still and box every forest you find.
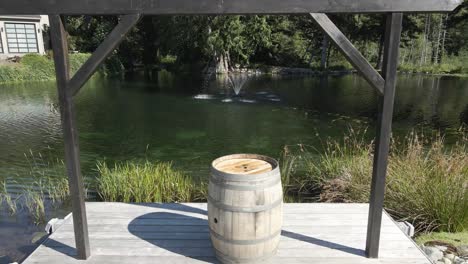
[61,1,468,75]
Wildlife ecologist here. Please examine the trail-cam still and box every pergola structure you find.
[0,0,462,261]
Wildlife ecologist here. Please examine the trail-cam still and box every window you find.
[5,23,38,53]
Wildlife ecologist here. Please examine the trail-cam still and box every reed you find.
[304,128,468,233]
[1,181,18,215]
[24,190,46,224]
[96,160,205,203]
[0,151,70,223]
[280,146,297,202]
[24,150,69,204]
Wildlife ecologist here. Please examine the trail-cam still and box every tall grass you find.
[305,129,468,233]
[280,146,298,202]
[24,150,70,204]
[96,161,206,203]
[1,181,18,214]
[24,190,46,224]
[0,151,70,223]
[279,144,322,202]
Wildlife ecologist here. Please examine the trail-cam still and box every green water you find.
[0,72,467,262]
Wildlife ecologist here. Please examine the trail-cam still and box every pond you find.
[0,72,467,262]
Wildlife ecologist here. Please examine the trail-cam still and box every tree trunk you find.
[215,51,230,74]
[142,16,158,75]
[321,34,328,70]
[425,14,431,65]
[420,14,430,66]
[376,33,385,70]
[433,14,443,64]
[408,39,414,64]
[326,44,332,70]
[440,14,448,63]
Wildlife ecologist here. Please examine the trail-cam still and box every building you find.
[0,15,49,59]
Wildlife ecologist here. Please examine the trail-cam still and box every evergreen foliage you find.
[62,2,468,74]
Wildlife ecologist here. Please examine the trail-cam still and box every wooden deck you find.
[23,203,430,264]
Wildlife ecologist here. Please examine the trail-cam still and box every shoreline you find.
[1,65,466,85]
[226,66,468,78]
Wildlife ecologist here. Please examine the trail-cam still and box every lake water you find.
[0,72,467,262]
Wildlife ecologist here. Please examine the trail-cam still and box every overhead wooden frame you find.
[0,0,460,261]
[0,0,462,14]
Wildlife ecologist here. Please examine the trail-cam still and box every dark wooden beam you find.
[69,14,141,97]
[0,0,462,15]
[311,13,384,95]
[49,15,90,260]
[366,12,403,258]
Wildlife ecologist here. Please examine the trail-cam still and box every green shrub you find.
[305,129,468,233]
[0,53,103,84]
[69,53,92,74]
[102,54,125,76]
[160,55,177,64]
[96,160,206,203]
[437,63,463,74]
[21,54,55,80]
[398,53,468,75]
[0,65,30,83]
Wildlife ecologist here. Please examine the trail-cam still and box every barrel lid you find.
[214,157,273,175]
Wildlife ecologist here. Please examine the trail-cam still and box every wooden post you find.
[366,13,403,258]
[49,15,90,260]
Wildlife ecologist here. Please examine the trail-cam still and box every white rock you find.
[441,257,453,264]
[458,246,468,257]
[436,245,448,252]
[454,256,466,264]
[446,254,456,261]
[423,246,444,262]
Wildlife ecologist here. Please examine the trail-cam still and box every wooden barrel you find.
[208,154,283,263]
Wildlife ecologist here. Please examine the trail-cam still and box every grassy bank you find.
[0,53,110,84]
[1,53,466,85]
[282,129,467,233]
[0,53,91,83]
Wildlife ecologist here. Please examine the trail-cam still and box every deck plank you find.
[23,203,430,264]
